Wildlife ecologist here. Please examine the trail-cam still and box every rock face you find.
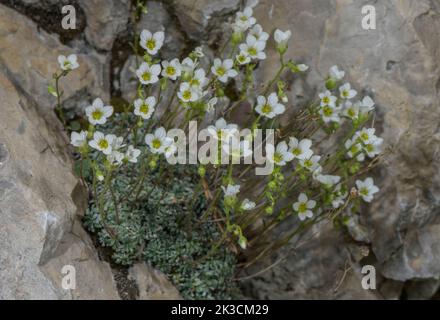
[78,0,131,51]
[242,0,440,299]
[0,4,109,116]
[128,263,182,300]
[0,69,119,299]
[2,0,440,300]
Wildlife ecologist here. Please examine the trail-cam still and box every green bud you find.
[232,31,243,45]
[268,181,277,190]
[325,78,337,90]
[265,206,273,215]
[198,166,206,178]
[149,160,157,169]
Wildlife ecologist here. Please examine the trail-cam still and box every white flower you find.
[355,128,378,145]
[364,137,383,158]
[239,35,266,60]
[360,96,375,113]
[342,101,360,120]
[345,138,365,162]
[319,104,342,123]
[255,93,285,119]
[268,141,294,166]
[107,150,124,166]
[136,62,161,85]
[140,30,165,55]
[181,57,197,73]
[315,174,341,186]
[164,142,177,159]
[125,145,141,163]
[241,199,256,211]
[70,130,87,148]
[222,184,241,197]
[110,135,125,151]
[58,54,79,71]
[289,138,313,160]
[329,65,345,80]
[88,132,114,155]
[206,97,218,112]
[293,193,316,221]
[356,177,379,203]
[332,184,348,209]
[145,127,173,154]
[85,98,113,125]
[222,139,253,161]
[211,59,238,83]
[235,7,256,31]
[236,51,251,65]
[249,24,269,42]
[161,59,182,80]
[319,90,337,107]
[207,118,238,141]
[299,155,321,173]
[177,82,201,102]
[339,83,357,100]
[134,97,156,120]
[297,64,309,72]
[274,29,292,46]
[189,69,208,89]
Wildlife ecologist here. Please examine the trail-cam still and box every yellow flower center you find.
[360,187,369,196]
[182,90,192,101]
[248,47,257,56]
[322,96,330,104]
[323,106,333,117]
[166,66,176,76]
[240,16,248,22]
[292,148,301,156]
[304,159,312,168]
[273,152,283,163]
[365,144,374,152]
[146,39,156,50]
[98,139,108,149]
[298,203,307,213]
[152,139,161,149]
[262,104,272,114]
[360,132,369,141]
[347,108,355,117]
[190,79,200,86]
[140,104,149,114]
[342,90,349,97]
[350,145,359,154]
[92,110,103,120]
[216,67,226,76]
[142,72,151,82]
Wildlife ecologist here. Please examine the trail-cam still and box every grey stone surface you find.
[78,0,131,51]
[0,69,120,300]
[128,263,182,300]
[0,4,109,115]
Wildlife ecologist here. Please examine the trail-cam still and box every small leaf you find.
[48,85,58,97]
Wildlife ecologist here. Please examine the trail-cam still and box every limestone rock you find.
[0,69,119,300]
[78,0,131,51]
[171,0,240,41]
[0,4,109,116]
[128,263,182,300]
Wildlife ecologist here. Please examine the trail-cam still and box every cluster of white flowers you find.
[62,0,383,253]
[70,97,141,169]
[317,65,376,125]
[346,127,383,162]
